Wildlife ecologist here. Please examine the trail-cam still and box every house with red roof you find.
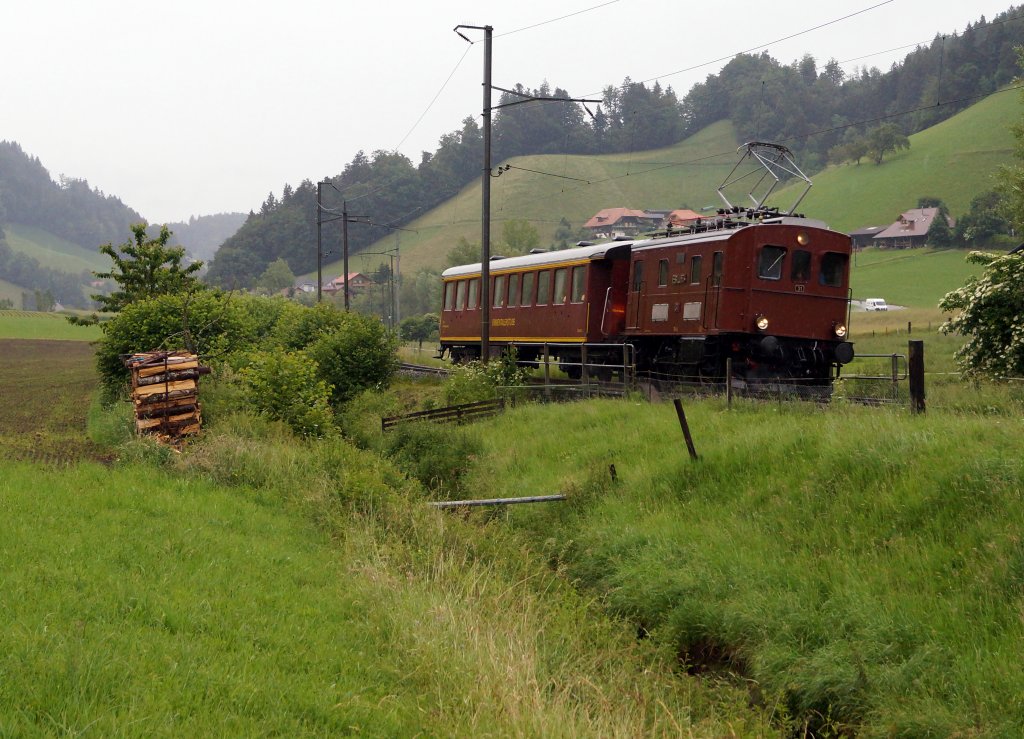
[322,272,374,295]
[873,208,954,249]
[584,208,662,239]
[666,209,703,228]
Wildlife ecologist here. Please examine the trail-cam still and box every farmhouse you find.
[322,272,373,295]
[873,208,954,249]
[584,208,662,239]
[666,208,703,228]
[849,225,885,249]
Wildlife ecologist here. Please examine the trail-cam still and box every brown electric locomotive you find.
[438,143,855,389]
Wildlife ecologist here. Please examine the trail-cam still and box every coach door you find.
[702,251,724,329]
[626,258,644,329]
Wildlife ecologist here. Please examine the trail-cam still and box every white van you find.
[865,298,888,311]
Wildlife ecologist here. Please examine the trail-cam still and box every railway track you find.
[398,361,452,377]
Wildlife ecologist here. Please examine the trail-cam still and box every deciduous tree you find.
[93,224,202,312]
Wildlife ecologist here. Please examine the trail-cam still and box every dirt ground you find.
[0,339,110,464]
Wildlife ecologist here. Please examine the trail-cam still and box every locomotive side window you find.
[690,255,702,284]
[537,270,550,305]
[658,259,669,287]
[571,265,586,303]
[791,250,811,282]
[508,273,520,307]
[758,246,786,280]
[712,252,724,286]
[493,274,506,308]
[521,272,535,307]
[820,252,848,287]
[456,280,467,310]
[632,260,643,292]
[443,282,454,311]
[468,278,479,309]
[553,268,568,304]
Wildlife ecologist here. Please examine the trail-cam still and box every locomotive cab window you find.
[468,278,479,309]
[690,255,702,285]
[658,259,669,287]
[493,274,505,308]
[791,249,811,282]
[571,265,586,303]
[758,246,786,280]
[537,270,550,305]
[508,273,520,307]
[553,268,568,304]
[632,260,643,292]
[443,282,455,311]
[521,272,535,307]
[456,280,467,310]
[820,252,848,287]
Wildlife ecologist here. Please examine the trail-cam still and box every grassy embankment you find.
[0,327,774,735]
[4,223,110,274]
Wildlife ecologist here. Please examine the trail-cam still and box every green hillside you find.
[779,90,1019,232]
[850,248,981,308]
[0,278,22,305]
[4,223,108,274]
[321,121,741,278]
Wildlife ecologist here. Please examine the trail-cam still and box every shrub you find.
[384,422,481,493]
[940,251,1024,378]
[306,313,398,405]
[444,350,529,405]
[95,290,253,395]
[272,301,350,350]
[240,350,336,437]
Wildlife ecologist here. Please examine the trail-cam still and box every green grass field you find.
[778,90,1019,232]
[850,246,981,308]
[4,223,109,274]
[0,311,101,341]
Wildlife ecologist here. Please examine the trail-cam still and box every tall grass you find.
[466,394,1024,735]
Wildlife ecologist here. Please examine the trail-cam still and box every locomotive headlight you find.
[834,322,848,338]
[797,231,810,246]
[755,315,769,331]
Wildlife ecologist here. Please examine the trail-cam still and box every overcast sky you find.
[2,0,1014,223]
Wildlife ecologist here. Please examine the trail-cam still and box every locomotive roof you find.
[442,241,632,278]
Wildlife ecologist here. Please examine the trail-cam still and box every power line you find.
[393,44,474,153]
[493,0,621,39]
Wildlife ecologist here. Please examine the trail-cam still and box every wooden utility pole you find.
[908,340,925,413]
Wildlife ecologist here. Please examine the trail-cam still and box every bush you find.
[940,251,1024,378]
[384,422,481,493]
[272,301,350,350]
[306,313,398,405]
[95,290,253,395]
[444,351,529,405]
[240,350,336,437]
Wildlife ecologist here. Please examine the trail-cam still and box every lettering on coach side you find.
[492,317,516,327]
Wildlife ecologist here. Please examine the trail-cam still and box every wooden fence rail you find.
[381,397,506,432]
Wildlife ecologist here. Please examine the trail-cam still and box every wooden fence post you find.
[908,340,925,414]
[673,398,699,461]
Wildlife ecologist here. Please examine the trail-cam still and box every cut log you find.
[136,411,199,430]
[135,389,197,405]
[136,403,198,420]
[135,369,202,387]
[133,379,196,398]
[136,359,199,378]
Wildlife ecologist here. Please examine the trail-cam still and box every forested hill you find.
[207,5,1024,289]
[156,213,248,262]
[0,141,143,249]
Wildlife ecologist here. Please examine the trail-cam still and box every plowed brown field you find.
[0,339,109,464]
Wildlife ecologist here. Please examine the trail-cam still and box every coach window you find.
[820,252,848,287]
[468,278,479,309]
[571,265,586,303]
[791,249,811,282]
[553,268,568,304]
[690,255,702,284]
[508,273,520,307]
[658,259,669,287]
[536,268,552,302]
[493,274,506,308]
[537,270,550,305]
[443,282,455,311]
[632,260,643,292]
[712,252,724,286]
[521,271,535,307]
[456,280,467,310]
[758,245,786,280]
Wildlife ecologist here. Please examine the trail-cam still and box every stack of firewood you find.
[124,351,209,442]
